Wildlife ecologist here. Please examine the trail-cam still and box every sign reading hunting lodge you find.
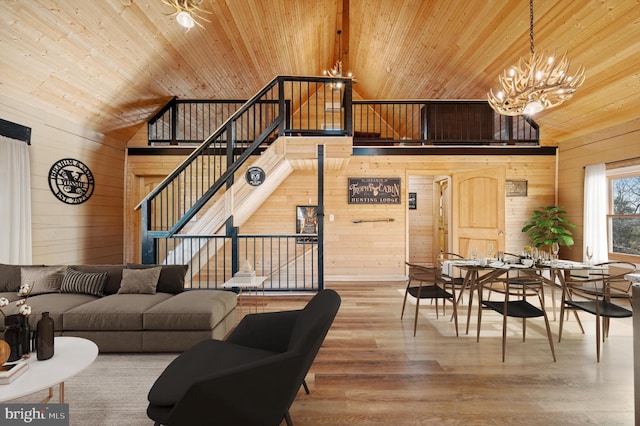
[348,177,401,204]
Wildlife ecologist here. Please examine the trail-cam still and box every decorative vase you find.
[20,315,31,354]
[36,312,54,361]
[0,339,10,365]
[3,314,24,362]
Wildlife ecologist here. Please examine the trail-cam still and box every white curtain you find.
[583,163,607,264]
[0,136,32,264]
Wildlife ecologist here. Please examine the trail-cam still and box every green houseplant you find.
[521,205,576,249]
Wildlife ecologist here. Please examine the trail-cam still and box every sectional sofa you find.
[0,263,237,352]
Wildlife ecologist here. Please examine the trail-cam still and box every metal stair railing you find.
[136,82,280,264]
[136,75,353,267]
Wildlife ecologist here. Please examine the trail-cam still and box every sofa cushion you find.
[144,290,237,331]
[0,264,44,292]
[0,292,99,331]
[71,265,124,295]
[20,266,67,296]
[126,264,187,294]
[64,293,173,331]
[60,268,108,297]
[0,291,22,303]
[118,267,162,295]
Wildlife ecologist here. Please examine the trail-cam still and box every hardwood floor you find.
[251,281,634,425]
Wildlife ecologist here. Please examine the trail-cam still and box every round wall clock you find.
[48,158,95,205]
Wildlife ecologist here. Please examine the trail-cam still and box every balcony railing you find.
[352,100,538,146]
[147,90,538,148]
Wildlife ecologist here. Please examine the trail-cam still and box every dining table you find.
[441,258,607,337]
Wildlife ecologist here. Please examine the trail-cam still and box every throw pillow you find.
[60,268,109,297]
[125,264,188,294]
[20,266,67,296]
[71,265,124,295]
[117,266,162,295]
[0,264,43,292]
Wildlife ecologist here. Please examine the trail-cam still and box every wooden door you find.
[451,168,505,258]
[127,175,166,263]
[435,178,450,256]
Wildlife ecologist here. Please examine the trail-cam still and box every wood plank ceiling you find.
[1,0,639,145]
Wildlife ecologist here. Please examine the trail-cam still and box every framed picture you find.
[296,206,318,243]
[506,180,528,197]
[408,192,417,209]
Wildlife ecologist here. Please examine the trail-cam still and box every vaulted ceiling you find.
[1,0,639,145]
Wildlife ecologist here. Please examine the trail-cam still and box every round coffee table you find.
[0,336,98,403]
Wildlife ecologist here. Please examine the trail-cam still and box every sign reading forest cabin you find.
[348,177,401,204]
[48,158,95,205]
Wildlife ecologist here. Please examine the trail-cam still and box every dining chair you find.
[479,274,556,362]
[401,262,459,337]
[436,252,465,313]
[485,252,520,293]
[487,252,558,319]
[559,261,636,362]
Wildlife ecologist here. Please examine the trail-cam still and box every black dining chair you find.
[479,274,556,362]
[487,252,558,319]
[401,262,459,337]
[559,261,635,362]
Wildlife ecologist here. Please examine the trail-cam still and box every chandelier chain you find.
[529,0,535,55]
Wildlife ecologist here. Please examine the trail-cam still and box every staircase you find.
[165,138,293,268]
[136,76,354,291]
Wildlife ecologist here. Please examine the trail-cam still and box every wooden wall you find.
[0,87,559,278]
[558,117,640,262]
[319,154,554,279]
[0,95,126,265]
[126,145,556,280]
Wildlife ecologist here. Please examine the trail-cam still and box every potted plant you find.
[521,205,576,249]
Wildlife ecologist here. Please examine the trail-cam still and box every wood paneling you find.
[558,118,640,262]
[4,0,636,273]
[0,95,124,265]
[1,1,639,147]
[127,144,556,279]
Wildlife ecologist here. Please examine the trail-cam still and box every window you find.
[607,166,640,258]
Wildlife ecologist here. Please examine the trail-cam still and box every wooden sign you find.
[348,177,401,204]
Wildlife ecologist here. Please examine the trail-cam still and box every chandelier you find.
[487,0,585,116]
[323,30,355,87]
[162,0,211,30]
